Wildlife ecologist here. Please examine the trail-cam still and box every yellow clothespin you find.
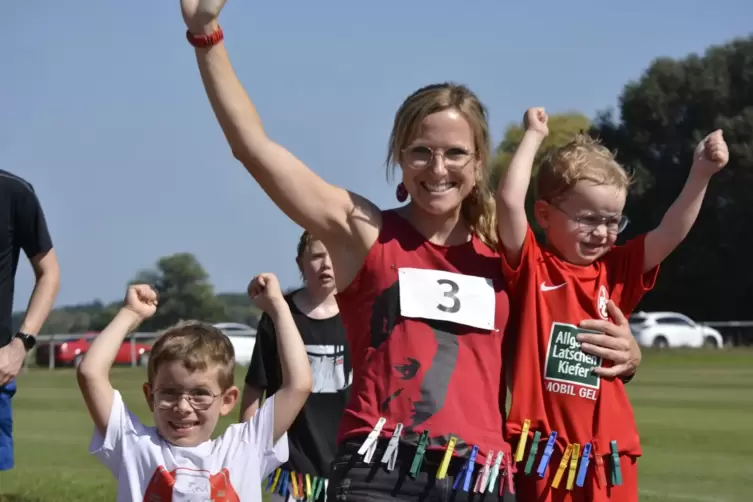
[436,436,457,480]
[566,443,580,490]
[552,444,573,489]
[514,419,531,462]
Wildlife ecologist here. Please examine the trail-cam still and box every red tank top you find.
[335,210,512,464]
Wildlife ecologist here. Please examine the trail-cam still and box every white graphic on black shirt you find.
[305,344,352,393]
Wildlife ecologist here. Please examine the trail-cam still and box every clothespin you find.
[314,476,325,501]
[551,444,573,489]
[566,443,580,490]
[576,443,592,488]
[487,451,504,494]
[291,471,299,499]
[266,469,279,492]
[409,430,430,478]
[279,470,290,497]
[436,436,457,480]
[593,440,607,488]
[452,445,478,492]
[536,431,558,478]
[298,473,305,499]
[381,423,403,472]
[524,431,542,475]
[474,450,493,492]
[610,440,623,486]
[357,417,386,463]
[514,419,531,462]
[305,473,313,500]
[503,451,516,495]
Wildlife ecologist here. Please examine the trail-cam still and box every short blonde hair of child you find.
[535,133,632,203]
[147,320,236,391]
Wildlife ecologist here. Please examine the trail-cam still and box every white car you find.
[213,322,258,366]
[629,311,723,349]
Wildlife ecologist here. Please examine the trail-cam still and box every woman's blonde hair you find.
[385,83,497,248]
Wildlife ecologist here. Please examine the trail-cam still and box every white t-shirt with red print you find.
[89,390,288,501]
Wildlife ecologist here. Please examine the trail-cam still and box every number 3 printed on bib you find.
[398,268,496,330]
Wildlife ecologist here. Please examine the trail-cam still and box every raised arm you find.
[496,108,549,267]
[643,130,729,273]
[248,273,311,444]
[180,1,380,288]
[76,285,157,435]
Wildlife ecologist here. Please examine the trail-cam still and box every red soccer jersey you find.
[501,226,659,458]
[335,210,513,464]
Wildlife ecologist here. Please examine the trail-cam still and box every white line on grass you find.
[640,489,729,502]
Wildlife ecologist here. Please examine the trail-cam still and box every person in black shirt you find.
[0,170,61,471]
[240,231,351,502]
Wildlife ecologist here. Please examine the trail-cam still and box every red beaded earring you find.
[396,183,409,202]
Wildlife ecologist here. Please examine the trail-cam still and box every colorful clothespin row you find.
[436,436,457,480]
[514,419,531,462]
[576,443,592,488]
[474,450,493,493]
[524,431,542,475]
[487,451,504,494]
[503,451,516,495]
[610,440,622,486]
[452,445,478,492]
[536,431,558,478]
[409,430,430,478]
[551,444,573,489]
[566,443,580,490]
[381,423,403,472]
[357,417,386,463]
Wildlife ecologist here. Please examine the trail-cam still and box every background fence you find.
[21,319,753,371]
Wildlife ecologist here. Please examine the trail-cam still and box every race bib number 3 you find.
[544,323,602,389]
[398,268,495,330]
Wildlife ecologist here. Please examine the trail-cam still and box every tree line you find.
[14,34,753,333]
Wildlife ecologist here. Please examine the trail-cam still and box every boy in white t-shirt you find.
[76,273,313,501]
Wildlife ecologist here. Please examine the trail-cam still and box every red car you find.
[35,332,152,368]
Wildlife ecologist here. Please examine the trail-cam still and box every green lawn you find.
[1,349,752,501]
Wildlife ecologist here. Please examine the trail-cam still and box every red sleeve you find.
[499,225,539,290]
[603,233,659,314]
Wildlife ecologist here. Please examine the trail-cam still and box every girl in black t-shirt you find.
[240,231,351,502]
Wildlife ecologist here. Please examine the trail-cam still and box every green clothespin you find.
[409,430,430,478]
[314,476,324,500]
[610,440,622,486]
[524,431,542,475]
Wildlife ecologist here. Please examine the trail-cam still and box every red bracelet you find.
[186,26,224,48]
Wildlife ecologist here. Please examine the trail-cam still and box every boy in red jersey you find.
[495,107,729,501]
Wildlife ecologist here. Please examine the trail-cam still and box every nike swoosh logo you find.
[540,282,566,292]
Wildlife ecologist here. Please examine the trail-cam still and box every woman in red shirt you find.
[178,3,642,500]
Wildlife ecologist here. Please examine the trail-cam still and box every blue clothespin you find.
[537,431,558,478]
[576,443,592,487]
[452,445,478,492]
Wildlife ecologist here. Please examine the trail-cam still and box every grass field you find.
[1,349,752,501]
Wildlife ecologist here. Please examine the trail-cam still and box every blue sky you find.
[4,1,751,312]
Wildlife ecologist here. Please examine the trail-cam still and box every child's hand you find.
[248,273,284,312]
[124,284,159,320]
[692,129,729,177]
[523,107,549,137]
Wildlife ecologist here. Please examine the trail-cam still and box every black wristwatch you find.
[14,332,36,351]
[619,372,636,384]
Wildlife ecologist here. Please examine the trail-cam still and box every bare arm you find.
[76,309,143,436]
[266,298,312,444]
[190,25,379,288]
[239,385,264,422]
[18,249,60,336]
[497,109,548,267]
[643,131,729,273]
